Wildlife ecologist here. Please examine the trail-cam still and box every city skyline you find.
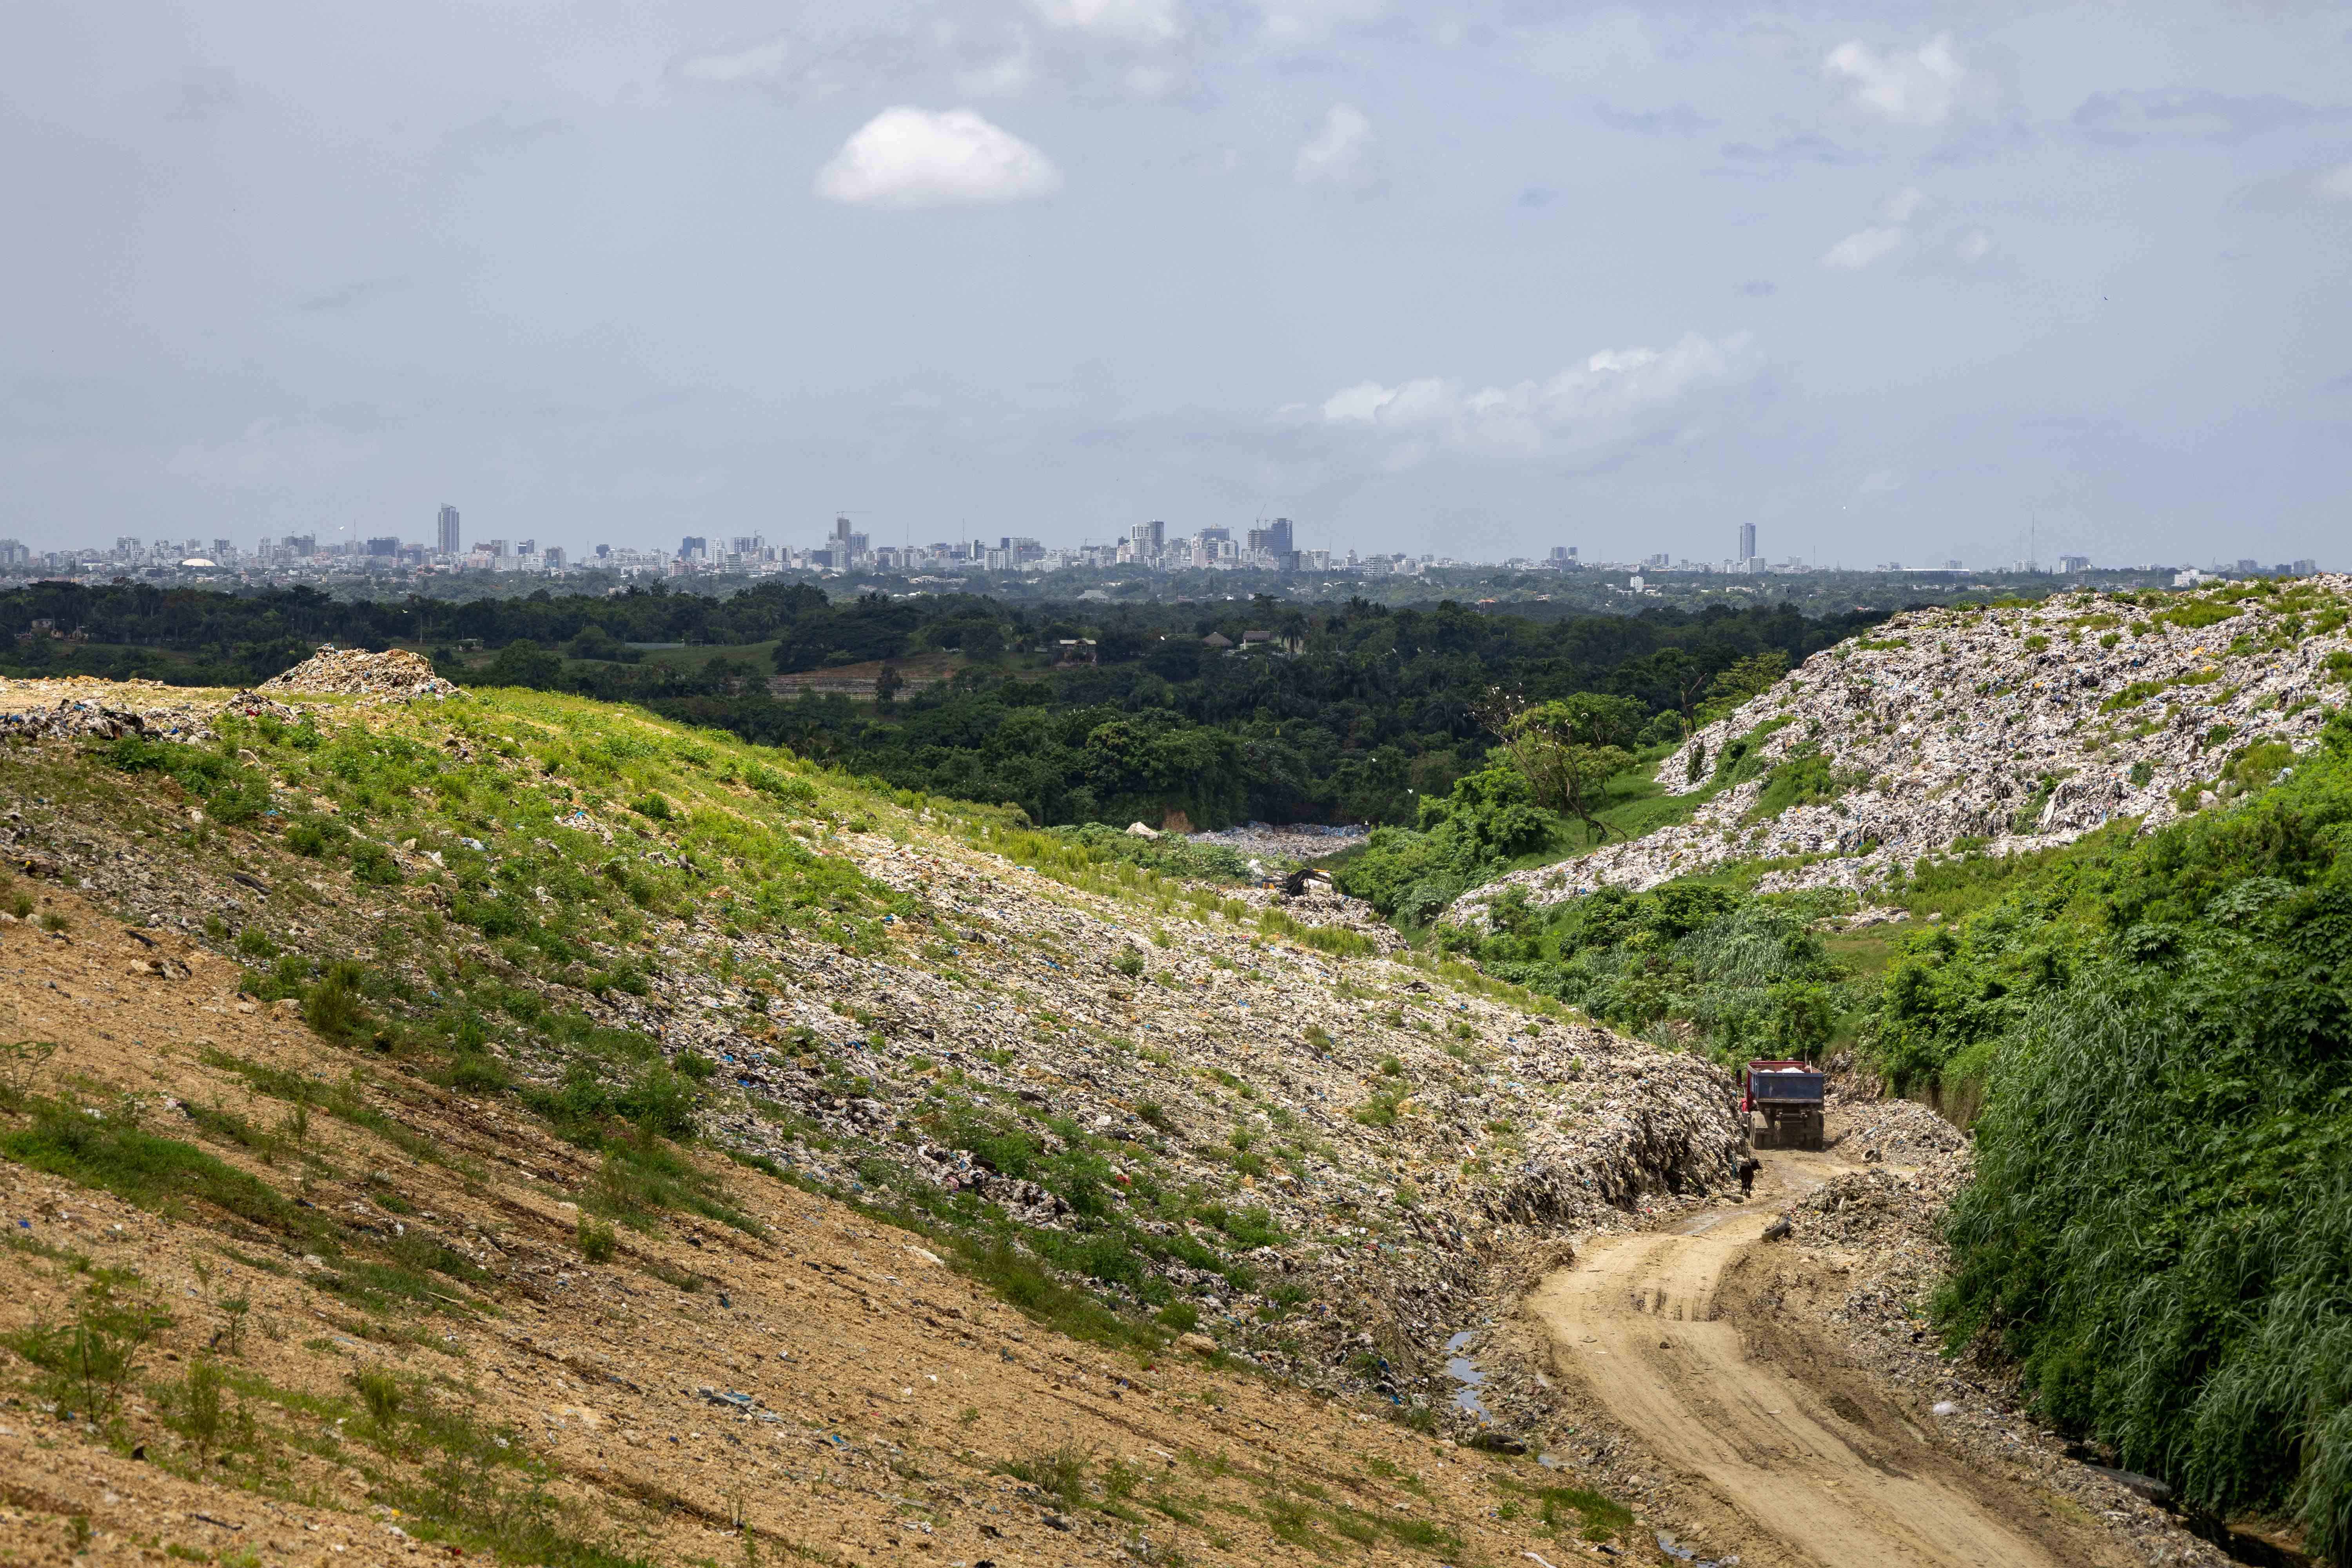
[1,507,2320,589]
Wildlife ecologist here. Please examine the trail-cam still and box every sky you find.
[3,1,2348,570]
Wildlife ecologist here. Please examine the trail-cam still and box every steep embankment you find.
[1457,574,2352,919]
[0,883,1632,1568]
[0,660,1754,1564]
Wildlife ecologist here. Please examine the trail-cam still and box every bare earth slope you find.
[0,880,1644,1568]
[0,669,1755,1566]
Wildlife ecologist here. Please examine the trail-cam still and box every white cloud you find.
[1315,331,1755,458]
[167,419,379,488]
[1820,226,1906,269]
[1824,33,1967,126]
[2317,162,2352,201]
[1295,103,1376,186]
[1954,228,1993,263]
[815,107,1063,209]
[676,35,793,85]
[1030,0,1183,44]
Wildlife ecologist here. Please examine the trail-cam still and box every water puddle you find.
[1444,1330,1490,1421]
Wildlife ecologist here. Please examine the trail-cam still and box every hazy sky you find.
[5,2,2348,568]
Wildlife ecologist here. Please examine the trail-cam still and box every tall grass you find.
[1934,713,2352,1558]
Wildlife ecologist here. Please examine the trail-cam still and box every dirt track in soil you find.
[1526,1149,2137,1568]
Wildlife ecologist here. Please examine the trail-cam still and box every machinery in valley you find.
[1745,1058,1826,1151]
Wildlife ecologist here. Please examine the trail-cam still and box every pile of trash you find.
[258,646,456,700]
[585,833,1751,1409]
[1222,878,1410,953]
[1835,1094,1970,1166]
[0,690,216,743]
[1187,821,1368,862]
[1454,575,2352,921]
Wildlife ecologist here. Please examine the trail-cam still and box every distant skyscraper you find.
[678,536,706,560]
[437,504,461,555]
[1737,521,1757,561]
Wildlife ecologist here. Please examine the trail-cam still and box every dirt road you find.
[1526,1150,2130,1568]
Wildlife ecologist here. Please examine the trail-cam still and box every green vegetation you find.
[1334,766,1561,925]
[1877,712,2352,1557]
[0,578,1879,829]
[6,1273,171,1426]
[1437,882,1851,1063]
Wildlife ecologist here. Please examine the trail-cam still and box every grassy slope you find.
[0,674,1712,1564]
[0,883,1621,1568]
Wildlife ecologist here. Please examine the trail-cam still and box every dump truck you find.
[1744,1058,1825,1151]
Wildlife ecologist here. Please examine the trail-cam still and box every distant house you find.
[1055,638,1098,665]
[1240,629,1272,646]
[1201,632,1233,650]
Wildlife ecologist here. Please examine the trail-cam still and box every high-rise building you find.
[437,504,461,556]
[1130,520,1166,554]
[366,537,399,557]
[1245,517,1297,564]
[1737,521,1757,561]
[677,536,706,561]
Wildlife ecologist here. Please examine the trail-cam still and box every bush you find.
[576,1216,618,1263]
[302,963,372,1044]
[1927,713,2352,1556]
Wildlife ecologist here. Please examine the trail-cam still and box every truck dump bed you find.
[1744,1059,1826,1151]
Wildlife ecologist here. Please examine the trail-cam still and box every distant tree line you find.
[0,579,1886,829]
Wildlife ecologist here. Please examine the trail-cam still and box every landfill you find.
[1186,820,1368,860]
[0,677,1756,1424]
[1784,1101,2232,1567]
[256,645,457,700]
[0,683,219,742]
[1453,575,2352,922]
[621,830,1753,1408]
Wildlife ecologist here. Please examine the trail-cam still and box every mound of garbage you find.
[1455,575,2352,921]
[257,645,456,699]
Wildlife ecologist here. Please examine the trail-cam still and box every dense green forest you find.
[0,579,1886,829]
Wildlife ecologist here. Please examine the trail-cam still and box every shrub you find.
[302,963,371,1044]
[7,1279,170,1426]
[576,1217,618,1263]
